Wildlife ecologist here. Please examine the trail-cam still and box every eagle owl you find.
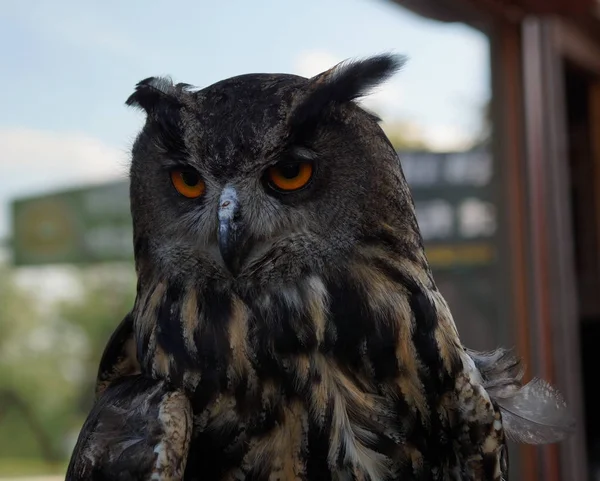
[66,55,573,481]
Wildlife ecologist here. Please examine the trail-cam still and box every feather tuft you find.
[126,76,180,113]
[467,348,524,398]
[289,54,406,137]
[467,348,575,445]
[126,77,192,157]
[496,377,575,444]
[125,77,195,115]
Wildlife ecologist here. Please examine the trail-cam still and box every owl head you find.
[126,54,425,295]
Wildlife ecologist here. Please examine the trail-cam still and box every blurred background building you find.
[1,0,600,479]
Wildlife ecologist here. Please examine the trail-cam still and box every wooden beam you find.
[491,20,538,481]
[391,0,511,25]
[556,20,600,74]
[521,19,561,481]
[518,0,594,14]
[393,0,595,21]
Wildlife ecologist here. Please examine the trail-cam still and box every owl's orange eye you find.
[266,162,314,192]
[170,169,205,198]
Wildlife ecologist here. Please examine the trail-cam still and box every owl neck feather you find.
[131,246,465,405]
[127,248,489,478]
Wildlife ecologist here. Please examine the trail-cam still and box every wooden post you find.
[491,19,539,480]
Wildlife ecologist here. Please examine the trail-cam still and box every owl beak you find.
[218,186,247,276]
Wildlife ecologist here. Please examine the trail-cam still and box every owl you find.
[66,55,573,481]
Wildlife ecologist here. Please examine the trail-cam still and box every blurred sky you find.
[0,0,491,240]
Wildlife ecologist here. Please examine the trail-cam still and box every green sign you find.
[11,180,133,266]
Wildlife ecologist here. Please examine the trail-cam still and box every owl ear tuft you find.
[125,76,182,114]
[289,54,406,133]
[126,77,189,156]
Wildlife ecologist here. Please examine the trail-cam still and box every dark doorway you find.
[564,60,600,481]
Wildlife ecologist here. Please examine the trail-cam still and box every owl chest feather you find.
[134,269,505,480]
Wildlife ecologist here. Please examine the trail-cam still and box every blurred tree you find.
[380,120,432,151]
[0,265,67,465]
[0,389,57,462]
[0,263,136,474]
[55,264,136,413]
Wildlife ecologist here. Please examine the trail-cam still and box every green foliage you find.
[0,266,64,462]
[0,457,67,477]
[0,263,136,475]
[56,265,136,411]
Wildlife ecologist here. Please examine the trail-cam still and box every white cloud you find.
[0,128,129,238]
[0,128,129,184]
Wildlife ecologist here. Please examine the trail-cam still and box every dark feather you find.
[66,375,192,481]
[95,313,139,399]
[125,76,181,114]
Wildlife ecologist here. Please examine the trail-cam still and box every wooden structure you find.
[391,1,600,480]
